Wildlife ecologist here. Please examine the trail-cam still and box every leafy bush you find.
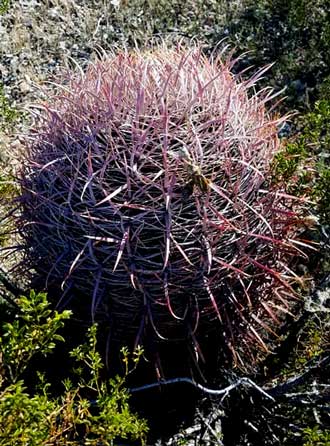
[271,139,310,195]
[216,0,330,109]
[0,0,9,15]
[0,84,19,130]
[303,427,330,446]
[301,99,330,224]
[1,291,70,386]
[0,290,148,445]
[270,94,330,228]
[314,164,330,225]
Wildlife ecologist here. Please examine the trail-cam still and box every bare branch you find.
[130,376,275,401]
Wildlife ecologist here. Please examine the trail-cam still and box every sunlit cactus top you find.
[16,44,308,371]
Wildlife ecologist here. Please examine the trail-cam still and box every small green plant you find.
[301,100,330,155]
[0,85,19,130]
[271,139,310,195]
[303,426,330,446]
[274,315,329,389]
[69,327,146,445]
[0,173,17,199]
[0,0,10,15]
[300,100,330,223]
[273,141,306,180]
[293,319,326,369]
[300,99,330,224]
[1,290,71,384]
[314,164,330,224]
[0,291,148,445]
[272,98,330,222]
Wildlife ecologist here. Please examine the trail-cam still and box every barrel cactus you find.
[13,45,309,373]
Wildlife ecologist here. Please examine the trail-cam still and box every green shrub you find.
[314,164,330,225]
[0,0,10,15]
[1,290,71,384]
[271,98,330,223]
[226,0,330,108]
[303,426,330,446]
[0,85,19,130]
[0,291,148,445]
[298,99,330,223]
[271,139,309,195]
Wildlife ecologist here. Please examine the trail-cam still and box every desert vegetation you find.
[0,1,329,445]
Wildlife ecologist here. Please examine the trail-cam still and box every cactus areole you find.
[17,45,308,371]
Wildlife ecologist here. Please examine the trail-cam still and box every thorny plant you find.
[6,43,315,374]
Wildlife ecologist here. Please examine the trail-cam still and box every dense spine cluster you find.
[14,45,309,371]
